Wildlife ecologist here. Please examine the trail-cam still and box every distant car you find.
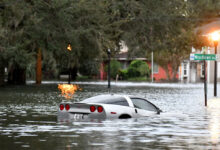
[58,94,162,120]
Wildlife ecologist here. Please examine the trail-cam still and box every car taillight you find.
[90,106,96,112]
[60,104,64,111]
[97,106,103,113]
[65,104,70,111]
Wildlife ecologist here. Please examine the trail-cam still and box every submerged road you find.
[0,82,220,150]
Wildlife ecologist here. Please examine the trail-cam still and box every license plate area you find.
[70,113,88,120]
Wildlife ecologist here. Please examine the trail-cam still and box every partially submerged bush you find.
[105,60,121,79]
[127,60,150,78]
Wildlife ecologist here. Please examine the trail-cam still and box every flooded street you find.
[0,82,220,150]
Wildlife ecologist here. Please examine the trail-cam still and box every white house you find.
[179,46,220,83]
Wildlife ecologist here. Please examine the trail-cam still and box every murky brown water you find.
[0,82,220,150]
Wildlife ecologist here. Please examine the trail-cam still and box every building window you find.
[153,63,158,73]
[183,63,187,76]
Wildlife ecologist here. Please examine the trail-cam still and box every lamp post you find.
[211,32,220,97]
[67,43,72,84]
[107,49,111,88]
[151,51,154,83]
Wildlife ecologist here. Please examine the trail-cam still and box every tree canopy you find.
[0,0,220,84]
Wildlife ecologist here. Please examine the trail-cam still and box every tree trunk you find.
[165,69,170,81]
[161,65,170,81]
[0,64,4,86]
[171,61,180,82]
[71,67,77,80]
[36,48,42,84]
[172,69,178,82]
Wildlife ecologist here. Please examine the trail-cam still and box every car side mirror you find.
[157,109,162,114]
[135,109,138,113]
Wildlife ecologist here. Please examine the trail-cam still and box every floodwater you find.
[0,81,220,150]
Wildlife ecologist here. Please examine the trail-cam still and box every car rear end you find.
[58,102,107,121]
[100,104,134,119]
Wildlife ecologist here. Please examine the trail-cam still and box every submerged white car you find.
[58,94,162,120]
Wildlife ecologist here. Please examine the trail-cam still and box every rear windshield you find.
[81,95,129,106]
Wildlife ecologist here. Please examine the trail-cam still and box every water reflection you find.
[0,83,220,149]
[208,98,220,149]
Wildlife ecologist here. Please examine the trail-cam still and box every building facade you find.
[179,47,220,83]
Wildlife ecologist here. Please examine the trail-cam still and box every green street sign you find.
[190,54,216,61]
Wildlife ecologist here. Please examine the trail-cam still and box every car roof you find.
[80,94,161,112]
[81,94,127,103]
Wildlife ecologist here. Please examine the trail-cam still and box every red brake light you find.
[65,104,70,111]
[97,106,103,113]
[111,112,116,114]
[60,104,64,111]
[90,106,96,112]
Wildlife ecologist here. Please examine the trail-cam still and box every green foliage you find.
[138,63,150,77]
[1,0,220,84]
[127,60,150,78]
[110,60,121,78]
[79,61,100,77]
[119,69,128,80]
[0,0,123,82]
[127,77,151,82]
[119,0,220,81]
[42,51,59,79]
[76,75,90,81]
[105,60,121,79]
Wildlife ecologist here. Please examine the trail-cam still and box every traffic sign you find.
[190,54,216,61]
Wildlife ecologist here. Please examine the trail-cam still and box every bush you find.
[138,62,151,77]
[105,60,121,79]
[119,69,128,80]
[79,61,100,77]
[127,66,139,77]
[127,77,151,81]
[127,60,150,78]
[76,75,89,81]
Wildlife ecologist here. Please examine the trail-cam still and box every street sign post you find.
[190,54,216,61]
[190,53,220,106]
[190,53,216,107]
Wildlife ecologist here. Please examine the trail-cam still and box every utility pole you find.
[107,49,111,88]
[204,60,207,106]
[67,43,72,84]
[211,31,219,97]
[214,41,218,97]
[151,51,154,82]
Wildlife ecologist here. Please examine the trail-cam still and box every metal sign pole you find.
[204,60,207,106]
[107,49,111,89]
[190,52,218,106]
[151,51,154,83]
